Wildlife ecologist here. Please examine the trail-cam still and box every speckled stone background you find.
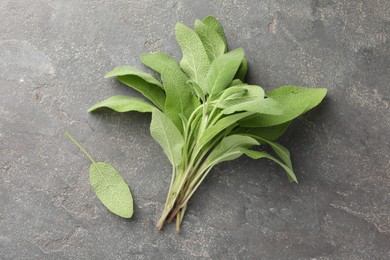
[1,0,389,259]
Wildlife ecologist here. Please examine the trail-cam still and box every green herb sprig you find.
[88,16,327,232]
[65,131,133,218]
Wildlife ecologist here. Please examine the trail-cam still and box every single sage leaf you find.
[239,86,327,127]
[194,19,226,62]
[187,80,205,102]
[206,135,259,165]
[161,67,199,132]
[105,66,163,88]
[150,109,184,166]
[90,162,134,218]
[234,56,248,81]
[199,111,253,146]
[222,97,283,115]
[206,48,244,97]
[140,52,180,75]
[238,121,291,141]
[218,85,263,107]
[228,79,245,87]
[202,16,227,50]
[88,95,155,113]
[175,22,210,87]
[64,131,133,218]
[242,149,297,183]
[255,136,293,170]
[117,75,166,111]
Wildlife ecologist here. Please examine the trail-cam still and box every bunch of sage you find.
[86,16,326,232]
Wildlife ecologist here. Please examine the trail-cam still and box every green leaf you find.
[117,75,166,111]
[202,16,227,50]
[205,48,244,97]
[90,162,134,217]
[199,111,253,146]
[218,85,263,107]
[140,52,180,75]
[64,131,133,218]
[206,135,259,165]
[88,95,155,113]
[187,80,205,102]
[234,57,248,81]
[228,79,245,87]
[105,66,163,88]
[257,137,293,169]
[217,85,282,116]
[150,109,184,166]
[238,121,291,141]
[242,149,297,183]
[175,22,210,87]
[217,85,248,102]
[161,67,199,132]
[243,135,294,182]
[194,19,226,62]
[239,86,327,127]
[222,97,283,115]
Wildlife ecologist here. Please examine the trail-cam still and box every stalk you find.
[156,94,232,231]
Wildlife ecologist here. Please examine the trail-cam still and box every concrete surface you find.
[1,0,389,259]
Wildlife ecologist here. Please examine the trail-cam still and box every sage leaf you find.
[242,149,297,183]
[187,80,205,102]
[217,85,282,115]
[175,22,210,87]
[161,67,199,132]
[88,95,155,113]
[228,79,246,87]
[140,52,180,75]
[222,97,283,115]
[255,137,293,169]
[64,131,133,218]
[117,75,166,111]
[105,66,163,88]
[206,135,259,165]
[194,19,226,62]
[199,111,253,146]
[150,109,184,166]
[202,16,227,49]
[239,86,327,127]
[205,48,244,97]
[90,162,134,218]
[234,57,248,81]
[239,121,291,141]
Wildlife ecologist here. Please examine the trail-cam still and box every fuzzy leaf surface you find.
[194,19,226,62]
[206,135,259,165]
[88,96,155,113]
[105,66,162,88]
[202,16,227,49]
[90,162,134,218]
[199,111,253,146]
[242,149,297,183]
[117,75,166,111]
[175,22,210,87]
[240,86,327,127]
[162,67,199,132]
[150,109,184,166]
[234,57,248,81]
[205,48,244,96]
[140,53,179,75]
[238,122,291,141]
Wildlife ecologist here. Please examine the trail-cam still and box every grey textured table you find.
[1,0,389,259]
